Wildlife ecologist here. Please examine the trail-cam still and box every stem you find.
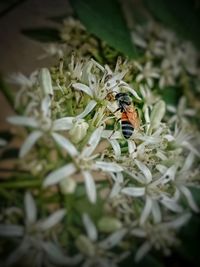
[0,179,41,189]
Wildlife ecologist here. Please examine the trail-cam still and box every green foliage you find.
[144,0,200,49]
[70,0,138,58]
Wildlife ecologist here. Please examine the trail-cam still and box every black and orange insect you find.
[115,93,140,139]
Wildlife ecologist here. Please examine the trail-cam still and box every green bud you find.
[39,68,53,96]
[59,177,76,194]
[150,100,166,131]
[76,235,95,257]
[69,119,89,143]
[98,217,122,233]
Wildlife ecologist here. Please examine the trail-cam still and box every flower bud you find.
[38,68,53,96]
[59,177,76,194]
[97,217,122,233]
[150,100,166,131]
[76,235,95,257]
[69,119,89,143]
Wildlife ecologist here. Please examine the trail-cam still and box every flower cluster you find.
[1,18,200,267]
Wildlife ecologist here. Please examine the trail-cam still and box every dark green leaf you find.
[144,0,200,49]
[70,0,138,58]
[160,86,181,106]
[21,28,61,42]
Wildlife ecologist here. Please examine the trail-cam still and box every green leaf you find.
[144,0,200,49]
[70,0,137,58]
[160,86,181,106]
[21,27,61,42]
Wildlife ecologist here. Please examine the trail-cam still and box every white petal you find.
[41,95,51,117]
[7,116,39,128]
[37,209,66,231]
[82,213,98,242]
[42,241,82,266]
[140,197,153,225]
[121,85,141,100]
[82,171,96,204]
[131,228,146,238]
[160,197,183,213]
[101,130,122,139]
[93,161,123,172]
[109,182,122,198]
[135,159,152,183]
[53,117,74,131]
[156,164,167,174]
[39,68,53,96]
[99,228,127,249]
[151,201,162,223]
[121,187,145,197]
[180,186,199,212]
[0,224,24,237]
[81,126,103,157]
[24,191,37,224]
[72,83,93,97]
[164,213,191,229]
[5,238,30,266]
[182,141,200,157]
[20,131,43,157]
[0,138,7,146]
[149,100,166,130]
[181,152,195,172]
[109,139,121,158]
[43,163,76,187]
[135,241,151,262]
[128,140,136,156]
[76,100,97,119]
[52,132,78,157]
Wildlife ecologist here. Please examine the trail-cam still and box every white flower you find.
[0,192,67,266]
[43,126,123,203]
[122,162,183,225]
[134,61,160,88]
[167,96,196,125]
[7,96,95,158]
[133,213,191,262]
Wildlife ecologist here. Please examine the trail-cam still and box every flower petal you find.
[24,191,37,224]
[7,116,39,128]
[82,171,96,204]
[43,163,76,187]
[81,126,103,157]
[82,213,98,242]
[38,68,53,96]
[20,131,43,158]
[93,161,123,172]
[99,228,127,249]
[109,139,121,158]
[135,241,151,262]
[37,209,66,231]
[42,241,82,266]
[76,100,97,119]
[0,224,24,237]
[160,197,183,213]
[52,132,78,157]
[53,117,74,131]
[164,213,191,229]
[181,152,195,172]
[41,95,51,117]
[135,159,152,183]
[72,83,93,97]
[121,187,145,197]
[140,197,153,225]
[121,85,141,100]
[180,186,199,212]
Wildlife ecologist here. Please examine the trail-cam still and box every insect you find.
[115,92,140,139]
